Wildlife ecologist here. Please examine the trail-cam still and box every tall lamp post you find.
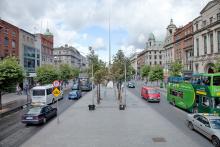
[88,46,95,110]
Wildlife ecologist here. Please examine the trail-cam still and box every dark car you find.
[68,90,82,100]
[127,82,135,88]
[22,105,57,125]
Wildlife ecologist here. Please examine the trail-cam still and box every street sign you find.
[52,88,61,97]
[53,80,60,87]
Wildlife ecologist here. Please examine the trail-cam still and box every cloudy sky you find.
[0,0,211,62]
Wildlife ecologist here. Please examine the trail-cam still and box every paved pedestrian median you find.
[22,86,200,147]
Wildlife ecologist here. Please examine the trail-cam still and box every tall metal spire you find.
[108,3,111,68]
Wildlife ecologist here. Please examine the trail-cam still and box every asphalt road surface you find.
[127,81,213,147]
[0,90,87,147]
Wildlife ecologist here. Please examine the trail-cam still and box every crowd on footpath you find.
[16,83,30,95]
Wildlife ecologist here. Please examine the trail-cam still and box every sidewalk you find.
[0,80,73,118]
[22,86,201,147]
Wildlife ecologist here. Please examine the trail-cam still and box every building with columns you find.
[193,0,220,73]
[163,19,177,77]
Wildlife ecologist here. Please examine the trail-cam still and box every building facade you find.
[0,19,19,59]
[53,44,87,69]
[144,33,164,67]
[137,50,146,75]
[163,19,177,78]
[193,0,220,73]
[173,22,194,74]
[19,29,40,85]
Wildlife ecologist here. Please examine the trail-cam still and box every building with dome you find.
[144,33,165,67]
[35,28,54,65]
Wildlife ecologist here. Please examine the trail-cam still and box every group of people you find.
[16,83,30,95]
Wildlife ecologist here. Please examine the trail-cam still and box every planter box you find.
[119,104,125,110]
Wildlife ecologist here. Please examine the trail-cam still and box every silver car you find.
[187,113,220,147]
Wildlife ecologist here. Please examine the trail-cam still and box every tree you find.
[59,64,72,86]
[141,65,151,82]
[87,47,107,104]
[213,58,220,73]
[0,57,24,109]
[35,64,60,85]
[94,68,107,104]
[111,50,132,103]
[170,60,183,76]
[149,65,163,85]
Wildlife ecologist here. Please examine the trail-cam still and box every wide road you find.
[0,90,87,147]
[128,81,213,147]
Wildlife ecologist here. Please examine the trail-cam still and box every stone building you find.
[53,44,87,70]
[163,19,177,76]
[193,0,220,73]
[144,33,164,67]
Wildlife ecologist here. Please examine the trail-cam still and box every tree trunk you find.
[0,91,2,110]
[97,84,101,104]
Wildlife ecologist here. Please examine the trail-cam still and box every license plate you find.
[26,116,33,120]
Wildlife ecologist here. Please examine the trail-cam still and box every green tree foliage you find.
[0,57,24,109]
[170,60,183,76]
[59,64,75,84]
[111,50,131,81]
[35,64,60,85]
[213,58,220,73]
[71,68,80,78]
[141,65,151,81]
[149,65,163,83]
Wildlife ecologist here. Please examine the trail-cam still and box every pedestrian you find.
[16,84,22,95]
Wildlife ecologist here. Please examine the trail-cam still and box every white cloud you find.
[0,0,211,59]
[93,37,105,51]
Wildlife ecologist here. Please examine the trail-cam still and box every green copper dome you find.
[44,28,53,36]
[148,33,155,41]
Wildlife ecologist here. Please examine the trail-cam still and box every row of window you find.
[170,89,183,98]
[195,13,220,31]
[147,51,162,54]
[147,55,163,60]
[3,37,16,48]
[149,61,162,65]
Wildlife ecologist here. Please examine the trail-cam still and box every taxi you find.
[187,113,220,147]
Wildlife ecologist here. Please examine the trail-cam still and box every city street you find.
[0,89,86,147]
[128,81,213,147]
[20,83,214,147]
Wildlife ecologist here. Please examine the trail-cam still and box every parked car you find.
[68,90,82,100]
[21,105,57,125]
[127,81,135,88]
[141,86,160,102]
[187,113,220,147]
[72,84,80,90]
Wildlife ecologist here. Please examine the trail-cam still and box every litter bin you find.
[160,82,163,88]
[88,104,95,110]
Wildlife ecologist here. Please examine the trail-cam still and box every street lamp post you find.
[88,47,95,110]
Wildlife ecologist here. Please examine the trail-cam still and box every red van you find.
[141,86,160,103]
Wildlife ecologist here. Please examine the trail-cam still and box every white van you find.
[31,84,63,106]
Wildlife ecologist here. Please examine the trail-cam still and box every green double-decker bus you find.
[167,73,220,114]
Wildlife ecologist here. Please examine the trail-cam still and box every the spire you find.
[170,19,173,25]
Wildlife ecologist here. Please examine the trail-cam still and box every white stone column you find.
[207,33,211,54]
[213,30,218,53]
